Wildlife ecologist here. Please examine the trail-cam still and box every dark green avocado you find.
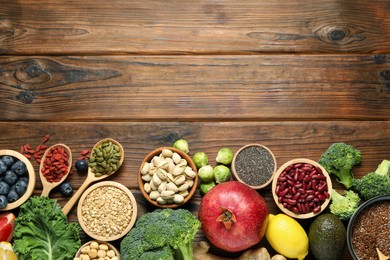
[309,213,346,260]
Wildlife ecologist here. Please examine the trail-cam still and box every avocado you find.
[309,213,346,260]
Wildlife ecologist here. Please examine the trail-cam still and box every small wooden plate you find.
[231,143,277,189]
[271,158,332,219]
[62,138,124,215]
[0,149,36,211]
[75,240,120,259]
[77,181,137,241]
[138,147,198,208]
[39,143,72,197]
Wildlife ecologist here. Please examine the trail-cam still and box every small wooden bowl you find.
[138,147,198,208]
[271,158,332,219]
[77,181,137,241]
[231,144,277,189]
[0,149,36,211]
[75,240,120,259]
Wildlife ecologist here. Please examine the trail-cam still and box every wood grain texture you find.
[1,54,389,121]
[0,0,389,54]
[1,121,389,259]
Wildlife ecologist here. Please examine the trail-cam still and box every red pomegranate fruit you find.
[198,181,269,252]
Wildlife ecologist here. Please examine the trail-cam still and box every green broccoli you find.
[329,189,361,221]
[318,142,362,189]
[353,160,390,200]
[120,208,201,260]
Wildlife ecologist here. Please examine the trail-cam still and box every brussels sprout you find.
[173,139,189,153]
[198,165,214,183]
[213,165,231,183]
[216,147,234,165]
[200,182,216,195]
[193,152,208,169]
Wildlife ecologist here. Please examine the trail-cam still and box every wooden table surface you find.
[1,1,389,259]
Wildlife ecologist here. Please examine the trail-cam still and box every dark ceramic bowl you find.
[347,195,390,260]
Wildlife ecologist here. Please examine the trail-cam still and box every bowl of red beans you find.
[271,158,332,219]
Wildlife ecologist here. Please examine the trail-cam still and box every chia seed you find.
[352,201,390,259]
[234,145,275,187]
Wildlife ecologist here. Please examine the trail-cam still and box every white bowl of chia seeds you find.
[231,144,277,190]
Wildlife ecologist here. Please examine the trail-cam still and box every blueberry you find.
[15,179,28,195]
[19,176,28,183]
[75,159,88,173]
[59,182,73,197]
[0,181,9,195]
[4,170,18,186]
[11,160,27,176]
[7,190,19,203]
[0,161,7,175]
[1,156,14,168]
[0,195,7,209]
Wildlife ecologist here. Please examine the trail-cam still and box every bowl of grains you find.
[347,195,390,260]
[231,144,277,189]
[75,240,120,260]
[77,181,137,241]
[138,147,198,208]
[271,158,332,219]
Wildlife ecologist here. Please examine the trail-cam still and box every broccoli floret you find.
[120,208,201,260]
[329,189,360,221]
[353,160,390,200]
[318,142,362,189]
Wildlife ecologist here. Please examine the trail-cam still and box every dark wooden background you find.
[1,1,389,259]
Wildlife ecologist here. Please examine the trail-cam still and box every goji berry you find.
[41,145,70,183]
[42,134,50,144]
[23,154,31,159]
[81,149,90,156]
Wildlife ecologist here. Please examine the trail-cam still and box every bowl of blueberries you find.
[0,150,36,210]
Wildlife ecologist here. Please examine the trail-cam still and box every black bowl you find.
[346,195,390,260]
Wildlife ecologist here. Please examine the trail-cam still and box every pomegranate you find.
[198,181,269,252]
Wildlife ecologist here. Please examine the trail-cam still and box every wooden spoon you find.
[377,248,389,260]
[62,138,124,215]
[40,144,72,197]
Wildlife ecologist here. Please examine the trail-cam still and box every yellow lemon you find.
[0,241,17,260]
[265,214,309,260]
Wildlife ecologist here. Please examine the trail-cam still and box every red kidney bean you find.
[276,162,329,215]
[294,183,303,188]
[318,183,328,191]
[313,206,322,213]
[293,163,303,169]
[293,193,301,200]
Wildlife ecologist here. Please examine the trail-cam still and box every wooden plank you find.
[1,55,389,121]
[0,0,389,54]
[1,121,389,259]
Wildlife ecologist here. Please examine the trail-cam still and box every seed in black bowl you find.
[234,145,275,187]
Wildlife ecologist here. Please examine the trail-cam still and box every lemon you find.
[265,214,309,260]
[0,241,17,260]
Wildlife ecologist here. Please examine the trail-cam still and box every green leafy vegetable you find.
[120,208,201,260]
[13,196,81,260]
